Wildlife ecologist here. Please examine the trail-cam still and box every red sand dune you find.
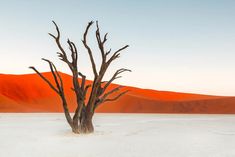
[0,72,235,113]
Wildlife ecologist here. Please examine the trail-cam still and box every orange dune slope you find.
[0,72,235,113]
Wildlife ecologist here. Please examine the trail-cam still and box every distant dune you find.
[0,72,235,113]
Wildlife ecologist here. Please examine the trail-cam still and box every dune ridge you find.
[0,72,235,113]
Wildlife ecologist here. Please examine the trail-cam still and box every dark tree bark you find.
[29,21,130,134]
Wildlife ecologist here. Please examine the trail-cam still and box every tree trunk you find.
[71,111,94,134]
[80,116,94,133]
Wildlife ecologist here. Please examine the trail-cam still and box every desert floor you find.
[0,113,235,157]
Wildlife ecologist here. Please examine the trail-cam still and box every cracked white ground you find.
[0,113,235,157]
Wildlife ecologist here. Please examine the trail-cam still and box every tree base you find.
[72,128,94,134]
[72,118,94,134]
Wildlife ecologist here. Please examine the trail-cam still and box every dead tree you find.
[29,21,130,134]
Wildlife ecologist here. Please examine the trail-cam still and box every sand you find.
[0,113,235,157]
[1,73,235,113]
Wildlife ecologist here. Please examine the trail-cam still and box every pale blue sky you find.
[0,0,235,95]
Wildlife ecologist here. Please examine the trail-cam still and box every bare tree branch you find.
[95,21,107,61]
[102,68,131,94]
[105,48,111,57]
[67,39,78,66]
[82,21,98,78]
[95,87,129,108]
[29,66,59,94]
[29,64,73,128]
[104,90,129,102]
[102,86,124,98]
[78,72,86,91]
[107,45,129,65]
[41,58,63,93]
[49,21,70,65]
